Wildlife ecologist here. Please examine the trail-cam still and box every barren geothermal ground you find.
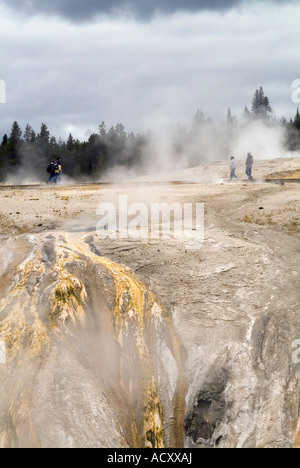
[0,158,299,448]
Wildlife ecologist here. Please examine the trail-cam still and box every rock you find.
[0,233,186,448]
[184,368,228,447]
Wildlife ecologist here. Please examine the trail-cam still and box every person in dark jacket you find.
[53,158,62,184]
[246,153,254,180]
[46,160,56,184]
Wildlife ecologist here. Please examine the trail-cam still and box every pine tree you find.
[1,134,8,146]
[227,108,237,126]
[251,87,272,120]
[293,108,300,130]
[9,121,22,145]
[0,134,8,180]
[99,121,107,141]
[49,136,59,159]
[67,133,74,151]
[194,109,206,127]
[8,121,22,168]
[243,106,251,121]
[37,123,51,161]
[285,110,300,151]
[23,124,36,144]
[37,123,50,146]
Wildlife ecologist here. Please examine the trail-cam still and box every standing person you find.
[46,160,56,184]
[246,152,254,180]
[230,156,239,181]
[53,158,62,184]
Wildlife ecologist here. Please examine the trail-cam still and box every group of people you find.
[230,153,254,181]
[46,154,253,184]
[46,158,62,184]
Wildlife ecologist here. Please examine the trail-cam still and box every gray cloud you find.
[0,0,293,21]
[0,0,298,143]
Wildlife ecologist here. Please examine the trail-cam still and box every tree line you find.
[0,87,299,182]
[0,120,149,182]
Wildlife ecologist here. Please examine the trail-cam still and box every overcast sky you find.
[0,0,299,140]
